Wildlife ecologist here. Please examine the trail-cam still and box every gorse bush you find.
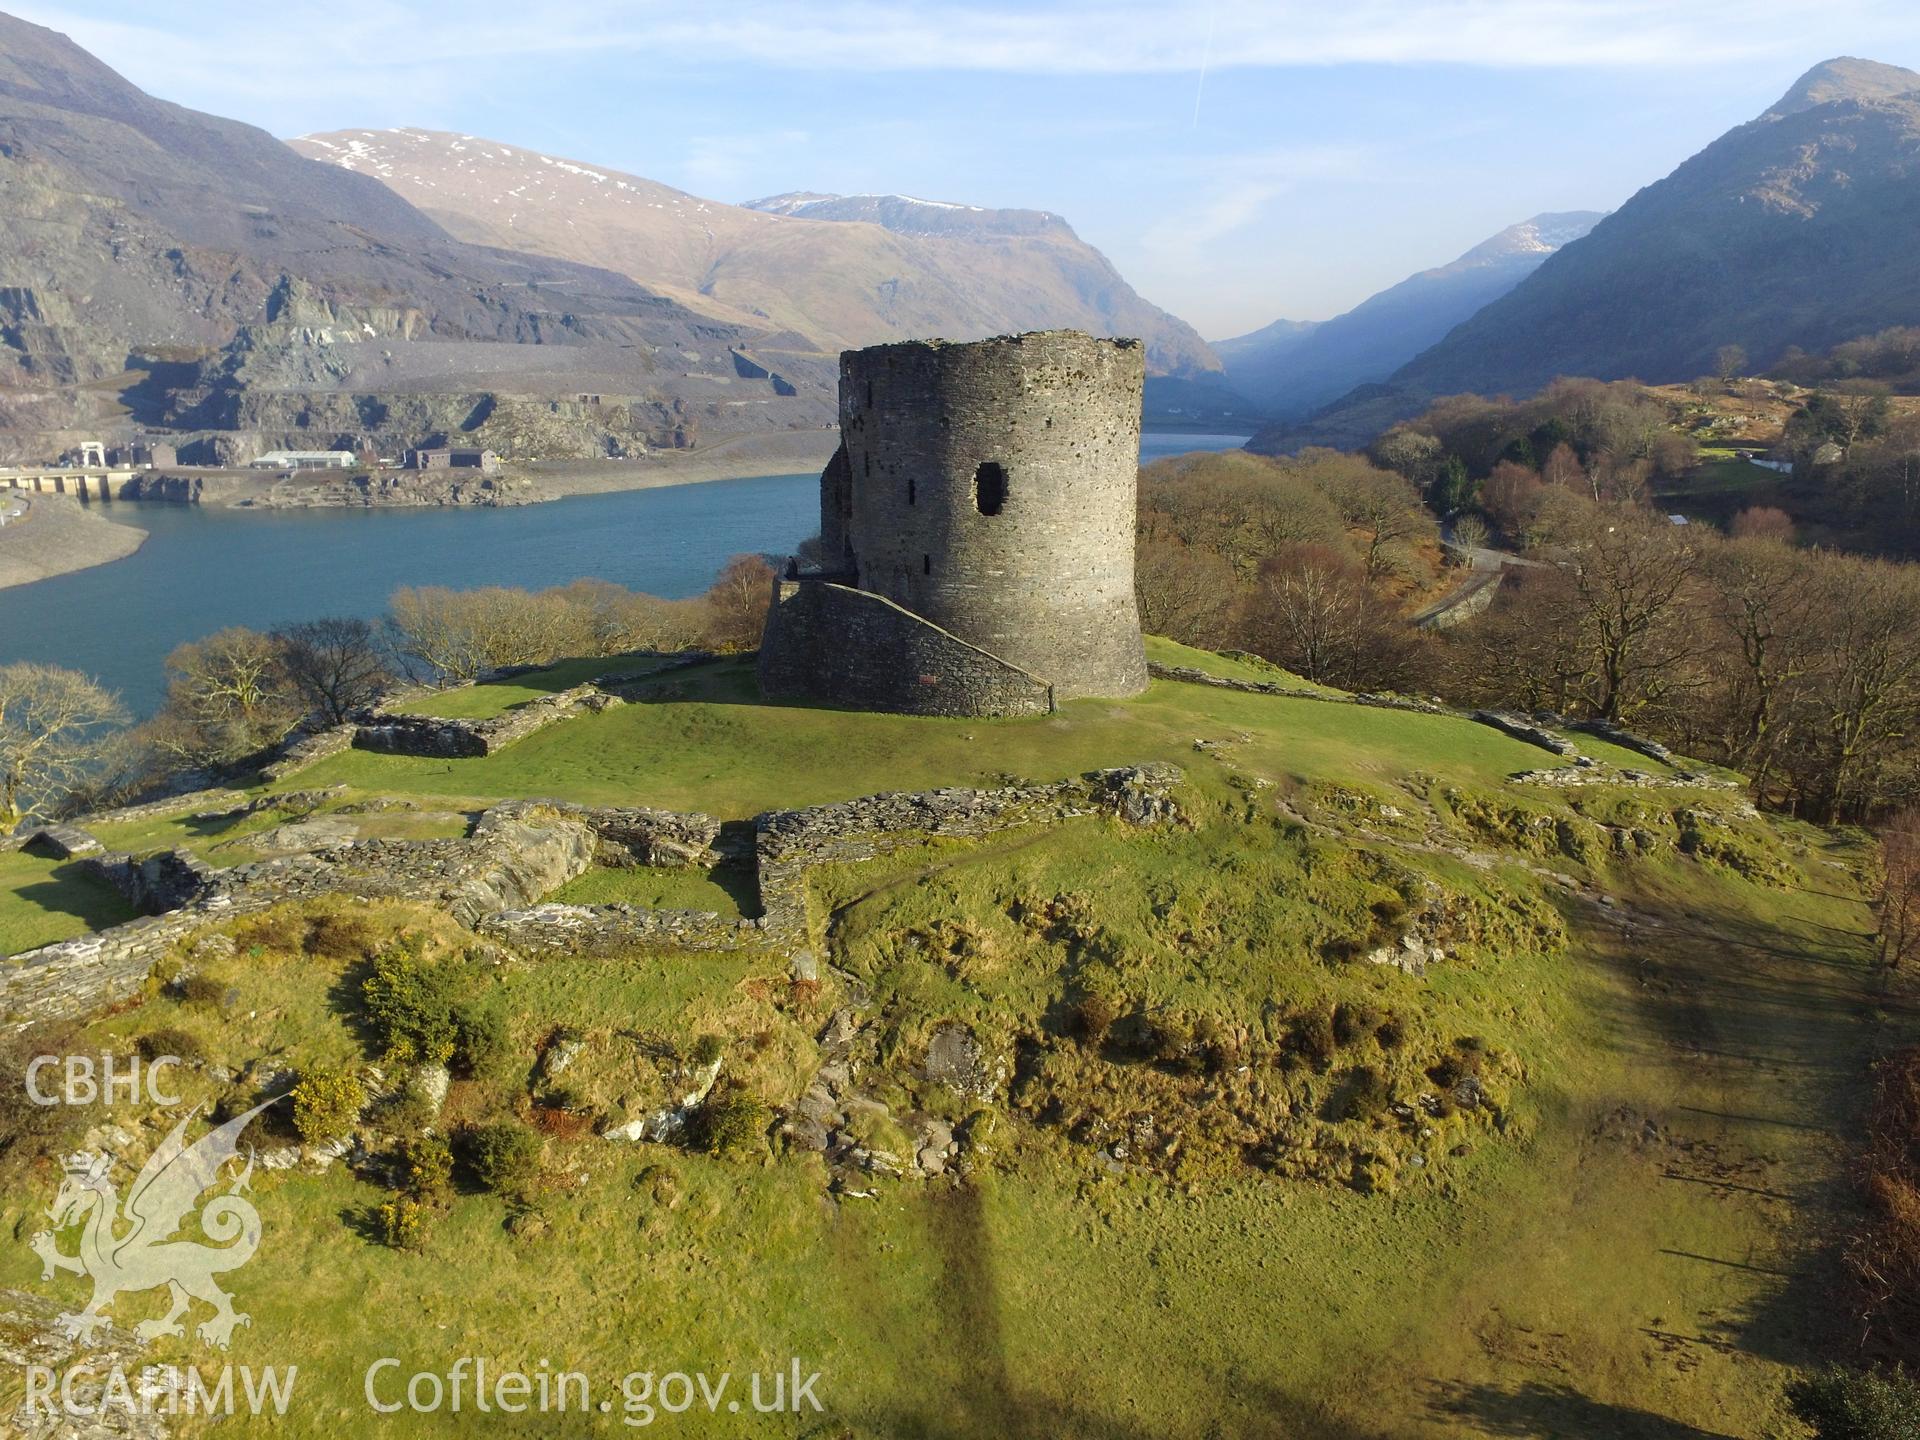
[361,936,459,1066]
[1068,991,1121,1045]
[1337,1067,1392,1123]
[136,1026,203,1065]
[402,1134,454,1199]
[177,973,230,1008]
[361,938,503,1075]
[291,1067,366,1145]
[688,1082,769,1157]
[376,1197,429,1250]
[464,1122,542,1195]
[1788,1366,1920,1440]
[449,997,510,1078]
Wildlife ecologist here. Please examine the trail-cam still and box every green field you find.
[0,639,1894,1437]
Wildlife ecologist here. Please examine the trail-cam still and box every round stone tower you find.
[823,330,1149,701]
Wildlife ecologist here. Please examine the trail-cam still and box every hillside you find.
[288,131,1221,380]
[0,13,829,462]
[1253,57,1920,455]
[0,639,1894,1437]
[1220,213,1602,421]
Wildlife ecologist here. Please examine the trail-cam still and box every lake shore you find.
[523,429,840,497]
[0,493,148,589]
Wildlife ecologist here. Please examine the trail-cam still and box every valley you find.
[6,13,1920,1440]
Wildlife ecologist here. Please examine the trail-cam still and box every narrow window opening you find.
[866,380,874,407]
[908,477,916,505]
[922,554,931,576]
[974,461,1008,516]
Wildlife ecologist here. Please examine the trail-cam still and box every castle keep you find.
[758,330,1150,716]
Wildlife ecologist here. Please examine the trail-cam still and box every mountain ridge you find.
[1221,210,1603,422]
[290,129,1221,379]
[0,11,828,461]
[1251,57,1920,454]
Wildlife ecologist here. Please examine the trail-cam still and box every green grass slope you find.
[0,641,1894,1438]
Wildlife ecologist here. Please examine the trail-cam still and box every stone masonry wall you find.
[759,579,1055,718]
[834,331,1149,702]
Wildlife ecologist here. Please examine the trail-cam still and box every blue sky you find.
[16,1,1920,338]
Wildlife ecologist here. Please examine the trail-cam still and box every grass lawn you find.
[392,653,676,721]
[0,850,134,956]
[550,861,756,917]
[0,782,1881,1438]
[282,647,1581,820]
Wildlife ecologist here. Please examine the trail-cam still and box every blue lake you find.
[13,432,1247,712]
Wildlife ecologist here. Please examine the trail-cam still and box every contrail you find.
[1192,4,1216,127]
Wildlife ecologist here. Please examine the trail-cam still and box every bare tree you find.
[1481,460,1544,541]
[1541,442,1586,494]
[1558,507,1703,722]
[704,555,778,652]
[273,617,393,723]
[1715,344,1748,384]
[1696,536,1820,792]
[1135,539,1237,647]
[0,664,128,827]
[1236,544,1424,690]
[1880,809,1920,969]
[153,628,298,768]
[1729,507,1796,543]
[1782,556,1920,823]
[1317,460,1432,582]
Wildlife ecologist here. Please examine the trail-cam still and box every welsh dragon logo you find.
[27,1099,276,1348]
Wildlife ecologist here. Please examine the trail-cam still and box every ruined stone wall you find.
[353,685,620,759]
[752,764,1183,947]
[758,579,1056,718]
[5,770,1184,1022]
[834,330,1148,702]
[478,904,761,955]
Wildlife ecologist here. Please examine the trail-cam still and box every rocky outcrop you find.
[78,848,218,914]
[1566,718,1676,765]
[0,1286,169,1439]
[513,801,722,868]
[74,788,249,830]
[754,765,1183,946]
[229,469,545,510]
[2,802,598,1015]
[259,725,357,781]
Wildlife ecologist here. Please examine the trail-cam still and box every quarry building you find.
[759,329,1149,717]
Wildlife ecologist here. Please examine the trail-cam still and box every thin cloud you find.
[1139,141,1382,256]
[15,0,1918,86]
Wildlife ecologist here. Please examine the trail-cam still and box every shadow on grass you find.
[15,865,136,933]
[1429,1379,1737,1438]
[1569,871,1881,1370]
[707,858,762,918]
[324,958,381,1056]
[844,1183,1387,1440]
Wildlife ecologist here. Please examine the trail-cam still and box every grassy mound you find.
[0,640,1894,1437]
